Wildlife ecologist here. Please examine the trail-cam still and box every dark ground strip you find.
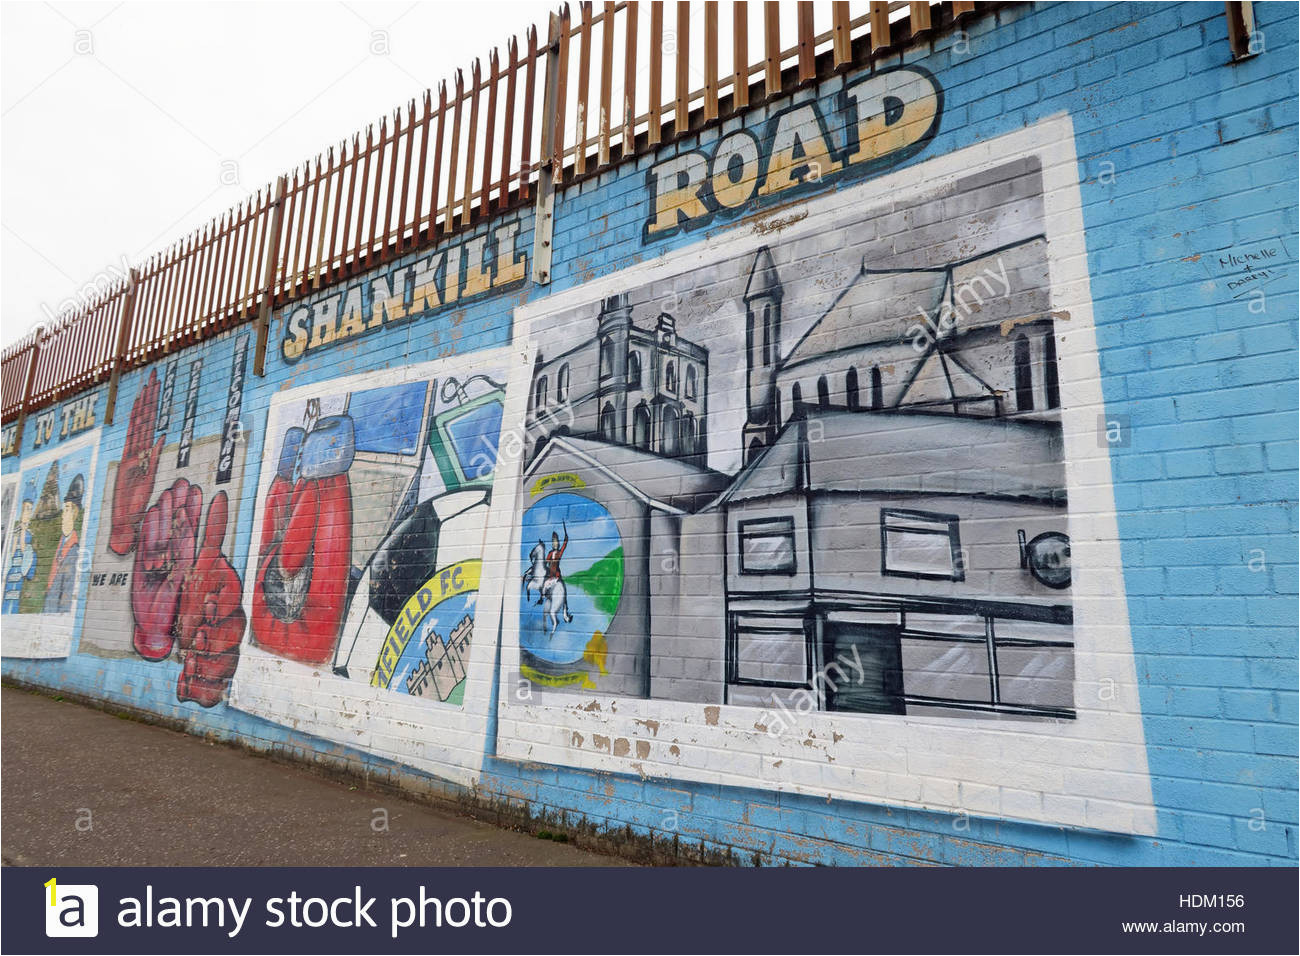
[1,686,627,867]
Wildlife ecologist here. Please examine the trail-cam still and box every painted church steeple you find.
[741,246,784,465]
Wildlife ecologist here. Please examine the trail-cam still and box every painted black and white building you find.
[520,163,1077,721]
[743,237,1064,466]
[525,293,709,467]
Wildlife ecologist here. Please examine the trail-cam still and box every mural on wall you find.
[25,391,100,453]
[0,430,98,659]
[519,491,623,689]
[1,422,18,458]
[0,475,16,556]
[279,216,529,365]
[231,352,509,738]
[642,66,943,241]
[4,454,88,615]
[82,337,251,708]
[513,155,1075,720]
[496,119,1159,835]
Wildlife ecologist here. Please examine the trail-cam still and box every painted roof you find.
[782,265,949,368]
[525,435,730,513]
[710,408,1067,506]
[743,246,783,302]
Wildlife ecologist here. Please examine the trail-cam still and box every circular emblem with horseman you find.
[519,491,623,677]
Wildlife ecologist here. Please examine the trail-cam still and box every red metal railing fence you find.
[2,0,988,434]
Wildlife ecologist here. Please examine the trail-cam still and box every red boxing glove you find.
[131,478,202,661]
[251,417,354,665]
[176,491,246,707]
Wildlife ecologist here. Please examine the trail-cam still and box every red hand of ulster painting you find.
[176,491,246,707]
[251,418,354,665]
[110,369,166,556]
[131,477,202,661]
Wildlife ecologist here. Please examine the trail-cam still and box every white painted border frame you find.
[493,113,1157,835]
[1,429,101,660]
[228,348,515,788]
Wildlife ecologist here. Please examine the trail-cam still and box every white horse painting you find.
[523,541,573,635]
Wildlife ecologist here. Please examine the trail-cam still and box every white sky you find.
[0,0,555,350]
[1,0,869,355]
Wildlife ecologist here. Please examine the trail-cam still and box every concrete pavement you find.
[1,685,627,867]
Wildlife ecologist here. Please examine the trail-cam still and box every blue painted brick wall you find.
[3,1,1296,866]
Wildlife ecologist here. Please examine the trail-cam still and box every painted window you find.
[817,374,830,406]
[761,304,772,364]
[599,339,614,379]
[632,402,651,449]
[600,402,617,441]
[738,516,797,574]
[665,360,677,393]
[534,376,547,409]
[556,364,570,402]
[1043,331,1060,409]
[881,509,964,581]
[870,366,883,410]
[682,412,696,456]
[846,367,860,410]
[733,625,808,685]
[661,404,679,455]
[1014,333,1034,411]
[627,350,641,387]
[685,364,697,400]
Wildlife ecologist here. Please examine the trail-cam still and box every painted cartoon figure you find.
[3,498,37,613]
[42,474,84,614]
[524,521,574,635]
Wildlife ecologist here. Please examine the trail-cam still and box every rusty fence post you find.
[1225,1,1258,60]
[103,269,140,426]
[9,340,41,453]
[531,12,563,286]
[254,175,290,377]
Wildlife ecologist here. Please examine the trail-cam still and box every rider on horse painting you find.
[543,522,568,595]
[523,519,574,635]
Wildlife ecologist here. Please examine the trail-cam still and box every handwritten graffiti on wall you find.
[83,338,250,708]
[517,154,1075,721]
[232,356,507,725]
[0,430,99,659]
